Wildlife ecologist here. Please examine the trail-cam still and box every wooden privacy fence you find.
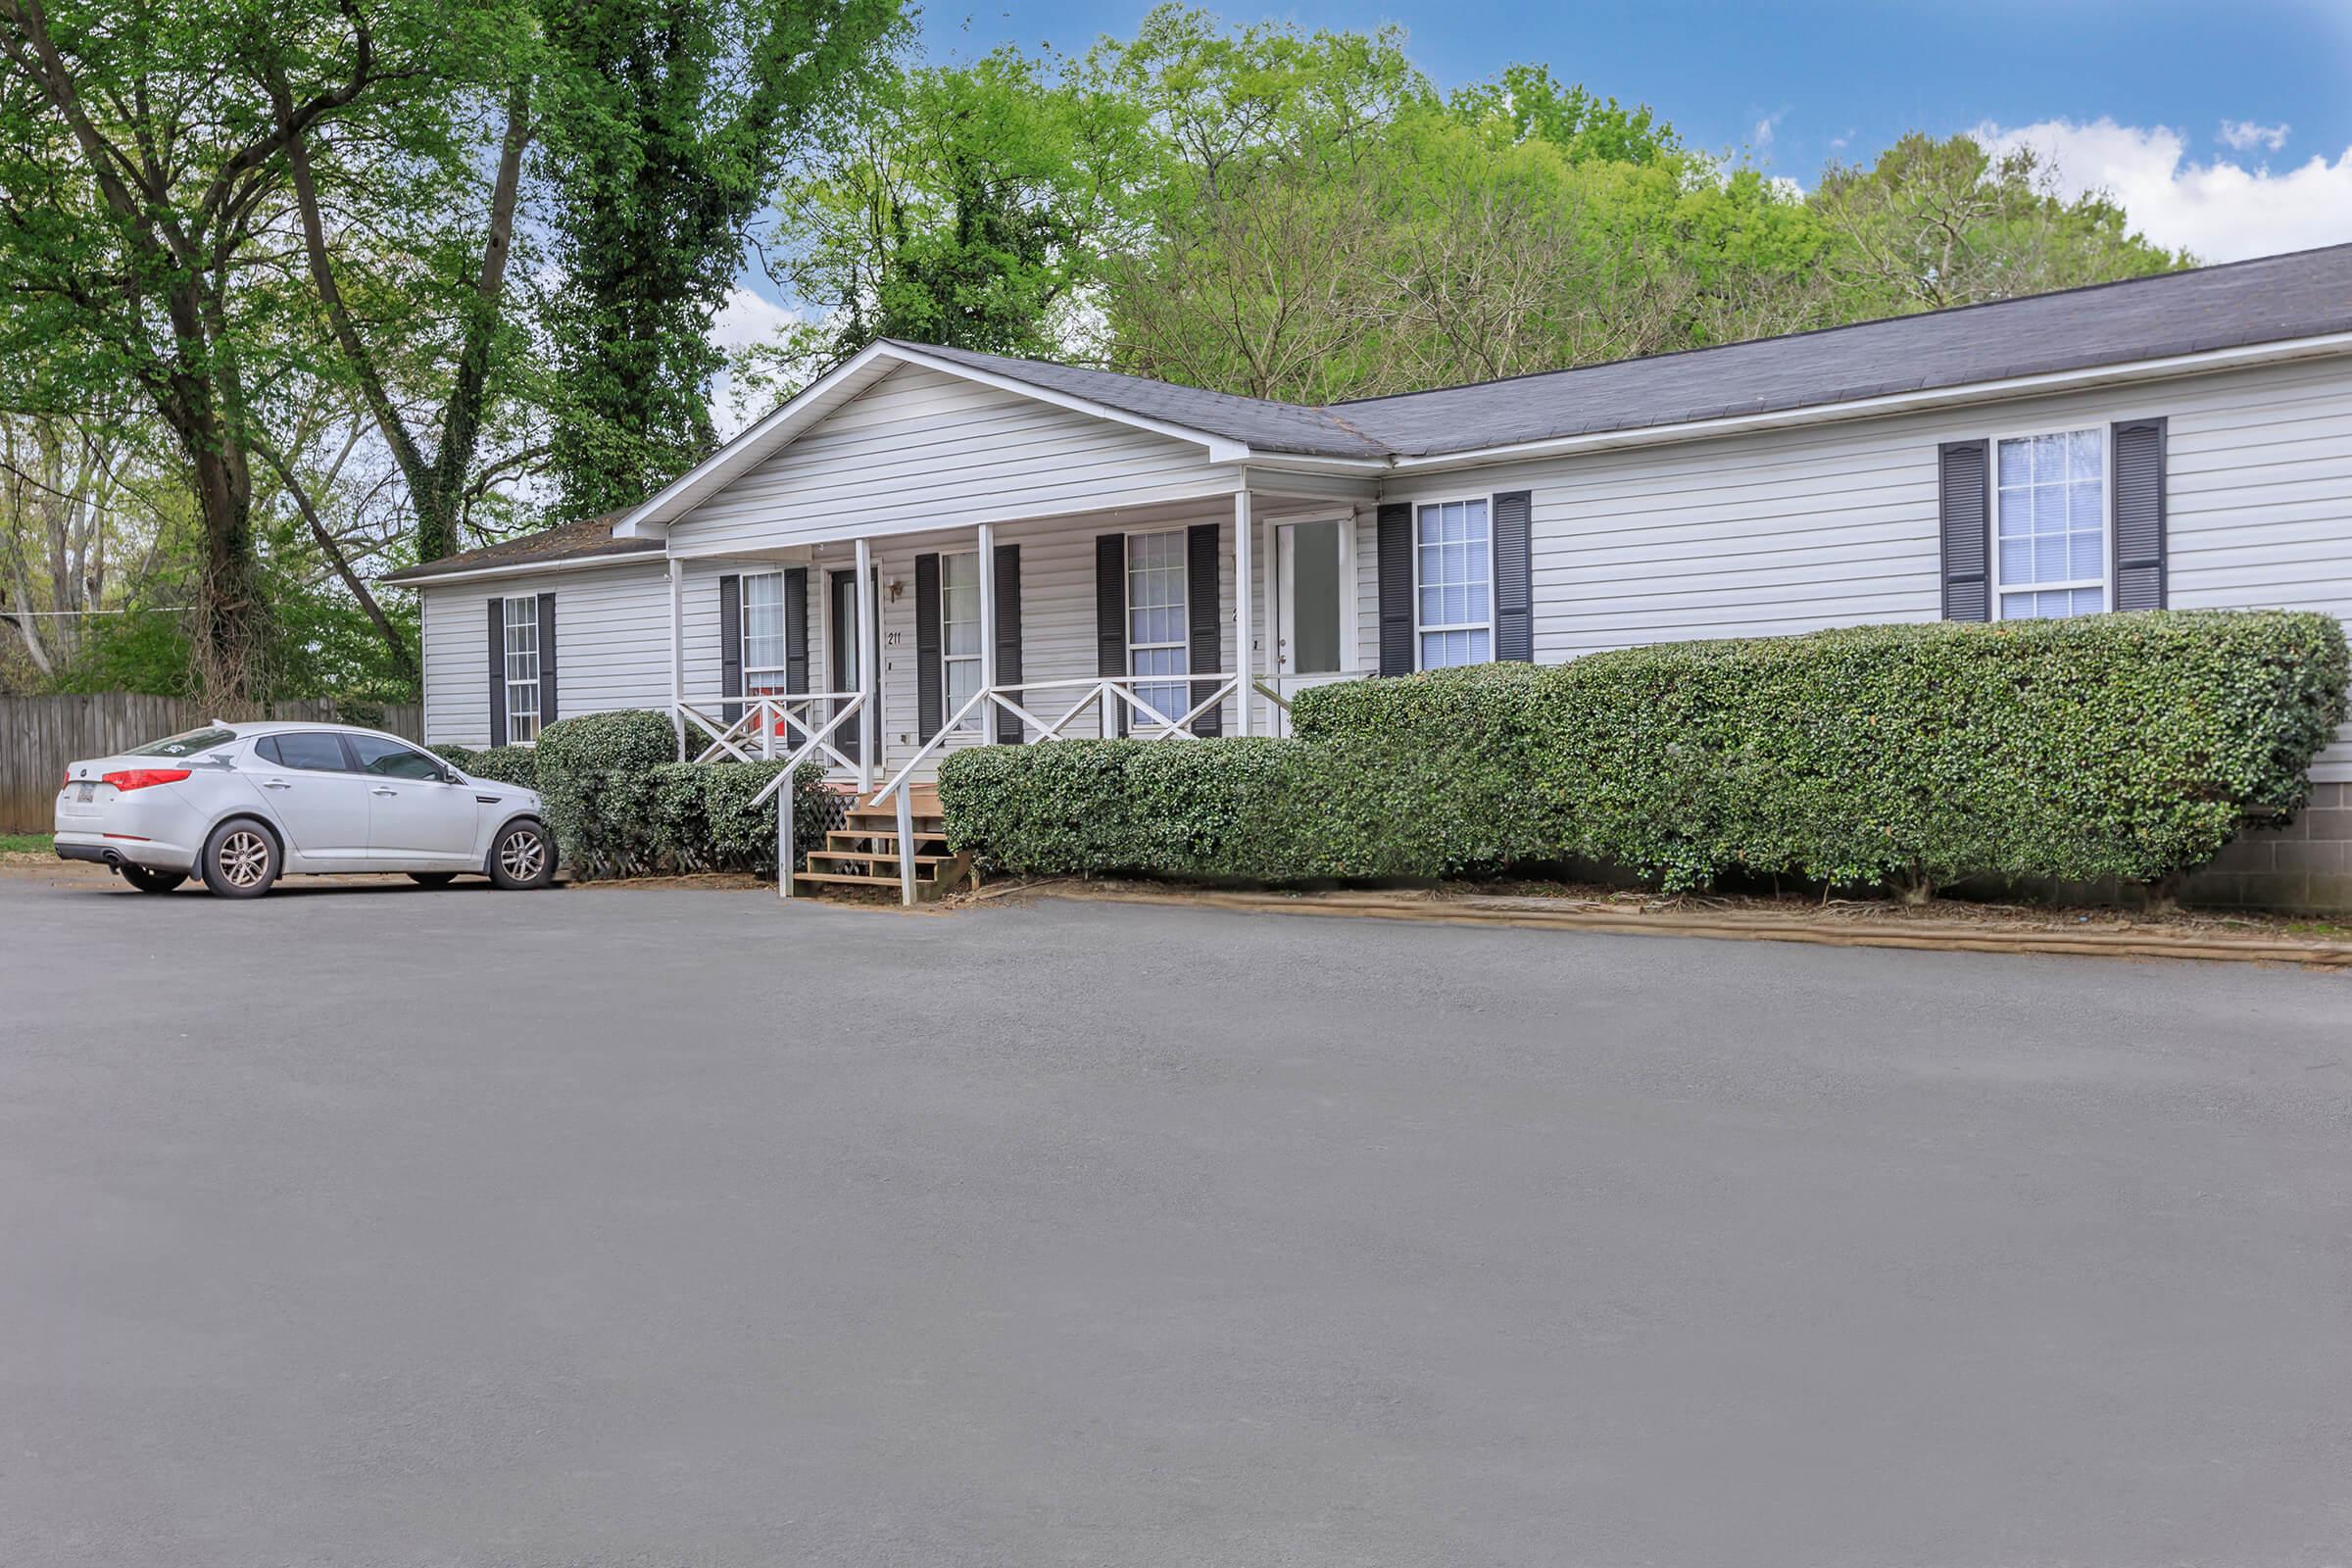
[0,694,421,832]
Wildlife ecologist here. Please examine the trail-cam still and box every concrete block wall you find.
[2182,784,2352,913]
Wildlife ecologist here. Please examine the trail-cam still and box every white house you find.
[384,244,2352,907]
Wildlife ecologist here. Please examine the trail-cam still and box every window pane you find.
[743,573,786,674]
[264,732,350,771]
[349,735,444,780]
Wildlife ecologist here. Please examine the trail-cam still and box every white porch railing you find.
[676,692,869,774]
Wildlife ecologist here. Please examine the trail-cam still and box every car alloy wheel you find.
[199,817,278,899]
[217,829,270,889]
[499,828,544,882]
[489,822,554,890]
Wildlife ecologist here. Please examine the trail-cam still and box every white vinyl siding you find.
[941,550,981,730]
[1376,355,2352,779]
[501,595,540,743]
[663,364,1235,556]
[420,564,673,748]
[1994,428,2106,619]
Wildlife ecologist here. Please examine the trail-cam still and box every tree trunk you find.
[188,439,266,707]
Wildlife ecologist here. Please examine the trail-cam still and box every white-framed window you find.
[742,570,789,697]
[502,594,541,744]
[1415,498,1492,668]
[1127,529,1189,728]
[1993,427,2106,620]
[941,550,982,730]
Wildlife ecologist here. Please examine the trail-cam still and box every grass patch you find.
[0,832,54,855]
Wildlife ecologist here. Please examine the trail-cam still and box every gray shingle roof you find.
[379,512,660,584]
[902,245,2352,460]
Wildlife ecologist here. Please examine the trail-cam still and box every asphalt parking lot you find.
[3,868,2349,1566]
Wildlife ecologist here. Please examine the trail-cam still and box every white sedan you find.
[54,721,555,898]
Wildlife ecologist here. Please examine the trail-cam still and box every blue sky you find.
[717,1,2352,368]
[929,0,2352,200]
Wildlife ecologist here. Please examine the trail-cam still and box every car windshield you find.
[127,727,237,758]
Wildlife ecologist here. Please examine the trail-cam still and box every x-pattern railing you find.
[677,692,865,776]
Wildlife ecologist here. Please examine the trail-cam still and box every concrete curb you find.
[1038,887,2352,969]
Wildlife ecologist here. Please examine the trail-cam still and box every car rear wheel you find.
[121,864,187,895]
[407,871,460,887]
[200,819,278,899]
[487,820,555,891]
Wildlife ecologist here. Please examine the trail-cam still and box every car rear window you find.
[128,727,237,758]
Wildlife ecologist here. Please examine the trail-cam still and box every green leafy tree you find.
[1811,132,2187,313]
[533,0,905,521]
[0,0,519,700]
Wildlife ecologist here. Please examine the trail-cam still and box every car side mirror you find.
[442,766,466,786]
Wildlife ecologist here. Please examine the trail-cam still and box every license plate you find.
[74,782,94,803]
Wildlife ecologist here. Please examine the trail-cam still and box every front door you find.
[1273,518,1348,734]
[828,568,877,764]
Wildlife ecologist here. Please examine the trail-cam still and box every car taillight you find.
[101,768,190,792]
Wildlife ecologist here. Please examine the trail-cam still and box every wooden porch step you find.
[845,808,945,829]
[805,851,956,871]
[826,828,949,850]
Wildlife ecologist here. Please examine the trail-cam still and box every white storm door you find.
[1273,518,1349,734]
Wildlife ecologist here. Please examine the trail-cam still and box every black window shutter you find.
[1185,521,1223,736]
[486,598,507,746]
[994,543,1023,744]
[2111,418,2168,612]
[1376,502,1414,674]
[536,591,558,725]
[783,567,809,693]
[914,552,943,742]
[1937,441,1990,622]
[1096,533,1128,737]
[1493,491,1533,662]
[718,573,742,724]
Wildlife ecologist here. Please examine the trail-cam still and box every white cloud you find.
[710,285,798,352]
[708,287,802,438]
[2218,119,2290,153]
[1971,117,2352,262]
[1752,112,1781,148]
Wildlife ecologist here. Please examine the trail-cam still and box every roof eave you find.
[378,547,666,588]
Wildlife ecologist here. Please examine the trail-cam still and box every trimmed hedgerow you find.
[531,709,680,877]
[942,612,2347,897]
[648,760,832,876]
[1291,611,2348,896]
[429,742,541,791]
[940,736,1460,883]
[530,708,833,879]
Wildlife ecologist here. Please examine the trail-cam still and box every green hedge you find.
[428,742,541,791]
[529,709,832,879]
[941,737,1456,881]
[944,612,2348,897]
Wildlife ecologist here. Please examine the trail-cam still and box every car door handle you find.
[263,779,293,789]
[371,786,398,797]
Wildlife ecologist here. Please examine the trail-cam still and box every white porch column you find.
[977,521,998,702]
[667,557,685,760]
[855,536,877,795]
[1233,483,1254,737]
